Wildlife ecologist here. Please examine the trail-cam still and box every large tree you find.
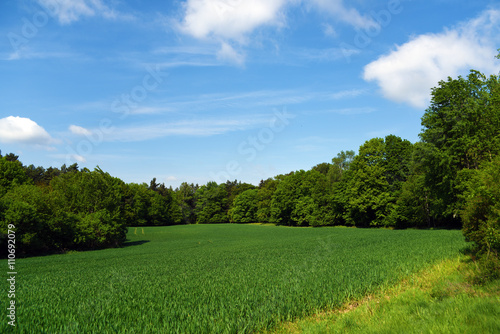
[195,182,229,223]
[0,156,31,196]
[419,70,500,226]
[328,150,356,183]
[176,182,198,224]
[270,170,333,226]
[229,189,258,223]
[50,167,128,248]
[256,177,280,223]
[343,136,413,227]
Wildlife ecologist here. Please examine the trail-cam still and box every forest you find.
[1,69,499,276]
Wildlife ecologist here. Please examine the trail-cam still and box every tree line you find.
[1,69,499,270]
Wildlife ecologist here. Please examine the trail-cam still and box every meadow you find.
[1,225,466,333]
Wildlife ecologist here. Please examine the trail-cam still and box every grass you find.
[0,224,466,333]
[271,256,500,334]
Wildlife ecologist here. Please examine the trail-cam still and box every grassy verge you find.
[269,256,500,334]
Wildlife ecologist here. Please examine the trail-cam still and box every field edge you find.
[267,255,500,333]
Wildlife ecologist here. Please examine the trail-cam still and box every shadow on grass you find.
[122,240,150,248]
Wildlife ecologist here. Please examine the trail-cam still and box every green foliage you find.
[48,167,127,248]
[75,209,124,248]
[50,167,124,216]
[384,135,413,192]
[1,185,52,253]
[344,138,390,227]
[461,157,500,260]
[0,185,76,255]
[419,70,500,225]
[124,183,150,226]
[195,182,229,223]
[124,181,182,227]
[0,225,466,333]
[342,136,412,227]
[0,156,31,196]
[270,170,333,226]
[328,150,355,183]
[0,166,129,254]
[225,180,255,206]
[311,162,331,176]
[23,163,80,186]
[229,189,258,223]
[394,173,432,228]
[176,182,198,224]
[256,178,279,223]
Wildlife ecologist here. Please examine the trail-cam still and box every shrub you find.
[461,156,500,281]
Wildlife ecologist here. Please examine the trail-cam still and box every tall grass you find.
[272,256,500,334]
[0,225,465,333]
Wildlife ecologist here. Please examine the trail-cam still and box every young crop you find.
[0,225,465,333]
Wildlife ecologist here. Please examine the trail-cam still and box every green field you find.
[1,225,466,333]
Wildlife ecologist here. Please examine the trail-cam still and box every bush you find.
[461,157,500,281]
[75,210,126,249]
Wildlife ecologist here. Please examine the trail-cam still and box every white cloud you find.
[363,9,500,108]
[36,0,132,24]
[179,0,286,41]
[177,0,287,66]
[69,125,92,136]
[0,116,56,147]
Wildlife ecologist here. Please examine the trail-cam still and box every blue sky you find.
[1,0,499,188]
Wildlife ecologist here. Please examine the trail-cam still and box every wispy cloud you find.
[327,107,375,115]
[148,45,223,68]
[301,106,375,116]
[4,48,80,61]
[217,41,245,65]
[308,0,378,30]
[60,88,366,124]
[174,87,367,110]
[140,89,316,114]
[153,46,218,56]
[294,135,346,153]
[330,89,365,100]
[95,115,274,142]
[322,23,337,38]
[125,107,174,115]
[36,0,134,24]
[294,47,348,62]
